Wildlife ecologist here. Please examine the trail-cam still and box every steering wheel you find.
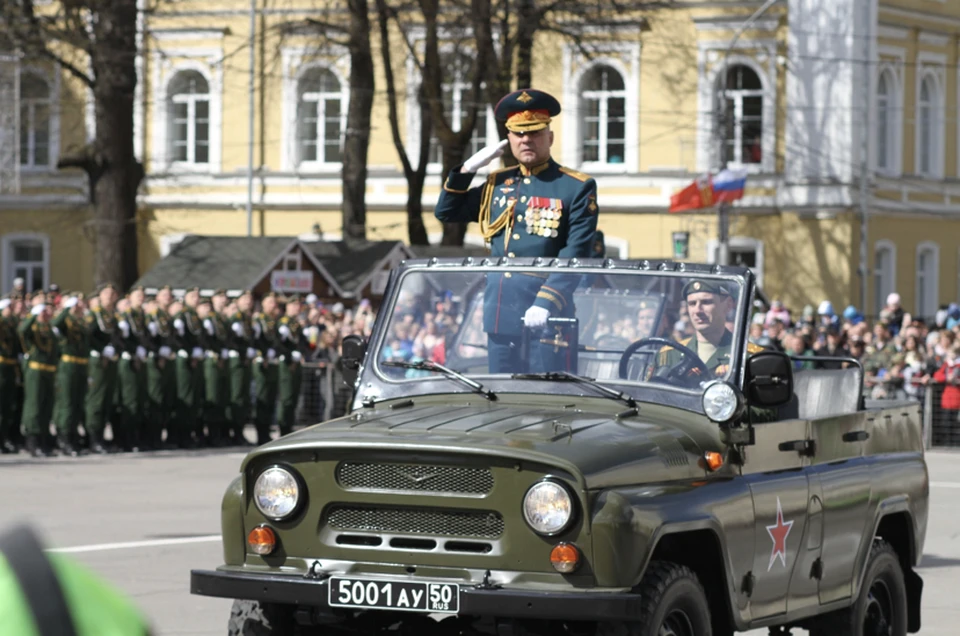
[618,337,710,383]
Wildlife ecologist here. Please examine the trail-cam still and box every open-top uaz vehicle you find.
[191,257,928,636]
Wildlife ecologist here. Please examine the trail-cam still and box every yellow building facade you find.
[4,0,960,320]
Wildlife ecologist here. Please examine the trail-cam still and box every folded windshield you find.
[375,267,745,391]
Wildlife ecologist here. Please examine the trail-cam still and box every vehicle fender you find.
[221,475,245,566]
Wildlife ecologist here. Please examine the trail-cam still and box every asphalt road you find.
[2,444,959,635]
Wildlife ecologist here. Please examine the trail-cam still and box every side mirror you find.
[340,335,367,386]
[744,350,794,407]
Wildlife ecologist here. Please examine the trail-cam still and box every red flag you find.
[669,174,714,213]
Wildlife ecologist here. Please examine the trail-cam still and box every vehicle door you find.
[807,409,872,605]
[740,415,815,621]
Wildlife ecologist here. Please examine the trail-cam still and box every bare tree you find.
[0,0,143,288]
[375,0,432,245]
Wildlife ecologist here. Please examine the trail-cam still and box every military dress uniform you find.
[51,299,89,454]
[146,300,177,449]
[0,302,22,453]
[173,296,205,447]
[18,309,58,456]
[226,302,255,444]
[276,302,305,437]
[117,296,150,451]
[434,89,599,374]
[252,301,281,445]
[85,294,122,453]
[202,296,231,445]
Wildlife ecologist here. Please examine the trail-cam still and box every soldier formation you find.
[0,284,316,458]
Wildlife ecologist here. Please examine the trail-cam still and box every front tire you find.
[810,540,908,636]
[228,600,297,636]
[598,561,713,636]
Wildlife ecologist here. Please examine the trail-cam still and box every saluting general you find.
[435,89,600,374]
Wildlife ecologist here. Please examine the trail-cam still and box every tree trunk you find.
[515,0,535,89]
[342,0,374,241]
[91,0,143,290]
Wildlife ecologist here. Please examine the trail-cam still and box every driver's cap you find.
[682,279,731,299]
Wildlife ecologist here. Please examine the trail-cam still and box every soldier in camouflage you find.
[146,286,177,449]
[18,302,57,457]
[276,295,305,437]
[252,292,281,445]
[173,287,205,448]
[0,298,21,453]
[226,290,256,446]
[85,283,122,454]
[51,292,89,456]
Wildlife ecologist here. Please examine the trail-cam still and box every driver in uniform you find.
[652,279,764,380]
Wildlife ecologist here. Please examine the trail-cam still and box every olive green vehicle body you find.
[191,260,928,633]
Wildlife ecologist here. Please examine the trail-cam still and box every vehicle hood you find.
[247,397,719,489]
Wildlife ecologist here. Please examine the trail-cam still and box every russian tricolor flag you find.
[712,168,747,203]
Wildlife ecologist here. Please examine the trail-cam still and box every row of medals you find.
[526,208,561,238]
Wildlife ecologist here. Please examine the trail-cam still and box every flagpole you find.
[718,201,730,267]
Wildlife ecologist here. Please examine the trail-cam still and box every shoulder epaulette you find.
[559,166,591,182]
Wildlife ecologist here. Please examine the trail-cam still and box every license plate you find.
[328,576,459,614]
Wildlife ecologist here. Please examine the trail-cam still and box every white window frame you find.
[1,232,50,294]
[425,54,494,172]
[873,52,904,176]
[150,53,223,174]
[696,46,777,174]
[915,60,944,179]
[295,66,347,169]
[875,70,894,173]
[916,241,940,318]
[705,236,764,288]
[168,70,211,167]
[717,64,764,170]
[283,250,302,270]
[873,240,897,316]
[562,44,640,174]
[577,64,629,169]
[18,66,59,172]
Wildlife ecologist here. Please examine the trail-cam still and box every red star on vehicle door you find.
[766,496,794,571]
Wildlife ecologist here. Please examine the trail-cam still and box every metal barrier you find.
[863,377,960,449]
[297,360,354,426]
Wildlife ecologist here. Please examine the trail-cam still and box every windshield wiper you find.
[512,371,638,410]
[382,360,497,401]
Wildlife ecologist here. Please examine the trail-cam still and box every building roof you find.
[135,235,297,293]
[303,240,407,292]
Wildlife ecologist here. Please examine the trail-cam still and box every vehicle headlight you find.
[253,467,301,520]
[702,381,742,423]
[523,481,574,535]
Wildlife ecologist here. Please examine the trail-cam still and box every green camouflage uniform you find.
[117,303,149,450]
[252,309,280,445]
[276,313,305,436]
[226,308,255,444]
[173,305,205,447]
[85,306,121,451]
[202,309,230,445]
[18,313,58,453]
[146,306,176,448]
[52,306,89,451]
[0,312,22,451]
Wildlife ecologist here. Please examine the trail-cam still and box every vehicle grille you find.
[336,462,494,496]
[326,505,504,539]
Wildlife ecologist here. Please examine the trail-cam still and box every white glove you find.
[148,321,158,337]
[291,351,303,362]
[103,345,116,358]
[136,346,147,360]
[252,322,262,339]
[118,320,130,338]
[278,324,291,339]
[173,318,185,337]
[221,348,229,359]
[462,139,508,173]
[231,322,244,336]
[522,305,550,329]
[191,346,204,360]
[203,319,214,336]
[159,345,172,358]
[246,347,257,359]
[266,348,277,360]
[31,304,45,316]
[53,327,61,337]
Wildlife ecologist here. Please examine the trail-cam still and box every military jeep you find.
[191,258,928,636]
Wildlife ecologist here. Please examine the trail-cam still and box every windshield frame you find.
[360,259,756,408]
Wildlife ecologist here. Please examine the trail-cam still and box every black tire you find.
[810,540,908,636]
[597,561,713,636]
[228,599,298,636]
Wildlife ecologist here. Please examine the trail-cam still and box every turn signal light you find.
[550,542,581,574]
[702,451,724,472]
[247,526,277,555]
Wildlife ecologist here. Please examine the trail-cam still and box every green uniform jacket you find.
[202,313,230,358]
[0,315,21,362]
[227,311,253,355]
[253,312,280,359]
[276,315,305,361]
[52,309,89,359]
[118,306,149,358]
[656,330,764,378]
[173,308,203,354]
[85,308,121,359]
[147,308,175,359]
[18,316,58,369]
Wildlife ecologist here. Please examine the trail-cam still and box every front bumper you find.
[191,569,643,621]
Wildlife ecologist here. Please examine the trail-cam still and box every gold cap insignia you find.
[693,282,701,290]
[517,91,533,104]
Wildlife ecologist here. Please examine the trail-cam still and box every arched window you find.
[20,72,51,168]
[579,65,626,165]
[876,71,893,171]
[719,65,763,167]
[2,233,49,294]
[428,53,490,164]
[916,242,939,319]
[297,68,345,165]
[917,74,939,176]
[873,241,896,316]
[167,70,210,165]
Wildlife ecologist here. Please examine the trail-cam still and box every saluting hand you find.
[461,139,509,173]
